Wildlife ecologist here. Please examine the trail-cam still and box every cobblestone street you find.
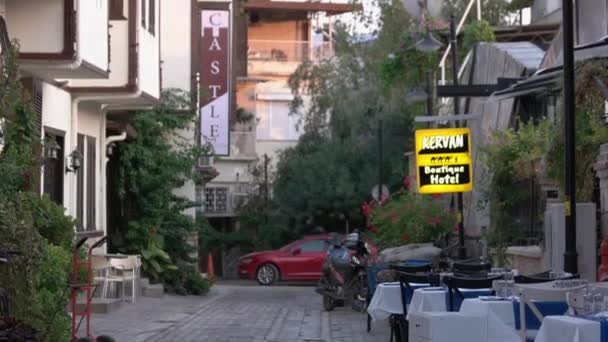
[88,282,390,342]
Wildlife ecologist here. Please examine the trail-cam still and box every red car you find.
[238,234,378,285]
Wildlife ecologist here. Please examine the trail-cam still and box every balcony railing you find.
[248,39,333,63]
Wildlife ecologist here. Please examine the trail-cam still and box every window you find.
[299,240,328,253]
[86,136,96,231]
[141,0,146,28]
[76,134,85,231]
[256,101,302,141]
[148,0,155,35]
[76,134,97,232]
[109,0,126,20]
[204,187,228,213]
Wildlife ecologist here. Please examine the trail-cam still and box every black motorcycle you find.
[315,232,370,312]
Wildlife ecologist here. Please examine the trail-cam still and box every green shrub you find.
[184,271,210,295]
[163,261,210,296]
[31,194,76,250]
[368,189,456,248]
[34,242,71,342]
[0,194,72,342]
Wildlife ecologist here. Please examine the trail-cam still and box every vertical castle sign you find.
[200,10,230,156]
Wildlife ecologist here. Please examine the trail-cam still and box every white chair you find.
[90,255,111,298]
[515,282,584,342]
[107,255,141,303]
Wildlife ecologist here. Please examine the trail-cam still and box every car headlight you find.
[240,258,254,265]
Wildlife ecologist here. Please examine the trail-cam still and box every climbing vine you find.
[545,60,608,202]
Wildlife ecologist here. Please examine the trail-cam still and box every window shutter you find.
[86,136,96,231]
[77,134,85,231]
[148,0,155,35]
[32,81,42,140]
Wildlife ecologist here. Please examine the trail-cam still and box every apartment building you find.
[0,0,161,250]
[241,0,352,168]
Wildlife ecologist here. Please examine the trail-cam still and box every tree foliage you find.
[111,89,209,293]
[269,0,429,237]
[0,42,74,341]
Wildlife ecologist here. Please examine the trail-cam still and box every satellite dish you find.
[371,184,390,201]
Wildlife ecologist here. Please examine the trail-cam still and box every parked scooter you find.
[315,231,371,312]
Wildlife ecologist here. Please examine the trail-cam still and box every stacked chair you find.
[390,260,435,342]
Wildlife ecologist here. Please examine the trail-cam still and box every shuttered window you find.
[148,0,155,35]
[76,134,85,231]
[86,136,96,231]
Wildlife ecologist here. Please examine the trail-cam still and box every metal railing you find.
[438,0,481,86]
[247,39,333,63]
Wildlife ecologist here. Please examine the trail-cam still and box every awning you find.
[491,36,608,100]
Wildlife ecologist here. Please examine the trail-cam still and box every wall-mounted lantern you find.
[45,139,62,161]
[65,149,83,173]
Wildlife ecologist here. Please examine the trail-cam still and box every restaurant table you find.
[367,282,429,321]
[406,287,493,319]
[459,298,521,342]
[535,316,604,342]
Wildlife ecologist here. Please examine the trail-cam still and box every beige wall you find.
[5,0,64,53]
[65,20,129,87]
[249,20,306,41]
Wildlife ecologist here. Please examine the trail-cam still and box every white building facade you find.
[0,0,161,250]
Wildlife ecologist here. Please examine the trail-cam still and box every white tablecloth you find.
[460,298,519,342]
[367,282,430,321]
[535,316,600,342]
[406,287,448,320]
[367,282,402,321]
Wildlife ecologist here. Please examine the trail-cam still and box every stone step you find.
[140,277,150,288]
[70,298,123,314]
[142,283,164,298]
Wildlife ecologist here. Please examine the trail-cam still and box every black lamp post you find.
[562,0,578,274]
[412,26,442,119]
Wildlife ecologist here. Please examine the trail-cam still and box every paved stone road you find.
[87,282,390,342]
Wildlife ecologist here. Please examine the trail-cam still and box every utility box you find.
[544,203,597,280]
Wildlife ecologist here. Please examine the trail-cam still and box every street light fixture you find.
[414,28,442,119]
[405,87,429,104]
[415,28,443,53]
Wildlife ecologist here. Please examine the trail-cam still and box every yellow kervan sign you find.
[415,128,473,194]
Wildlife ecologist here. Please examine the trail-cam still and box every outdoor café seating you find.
[444,274,503,311]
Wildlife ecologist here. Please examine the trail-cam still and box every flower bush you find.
[365,179,456,248]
